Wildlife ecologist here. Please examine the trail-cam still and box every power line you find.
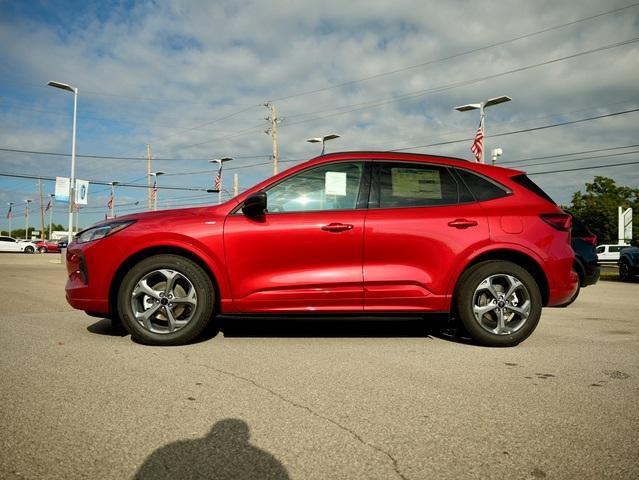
[507,150,639,169]
[155,36,639,153]
[528,161,639,176]
[270,2,639,102]
[276,37,639,128]
[0,147,270,162]
[500,144,639,165]
[390,108,639,152]
[0,172,215,192]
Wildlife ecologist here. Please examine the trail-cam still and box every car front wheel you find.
[117,254,215,346]
[24,246,35,254]
[456,261,542,347]
[38,246,47,253]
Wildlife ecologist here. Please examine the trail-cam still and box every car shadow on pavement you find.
[133,418,289,480]
[220,316,448,339]
[87,318,128,337]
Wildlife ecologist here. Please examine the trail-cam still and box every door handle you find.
[448,218,478,229]
[321,222,354,232]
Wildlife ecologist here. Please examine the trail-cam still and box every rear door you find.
[362,161,489,312]
[224,160,370,313]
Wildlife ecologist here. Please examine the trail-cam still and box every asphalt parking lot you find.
[0,253,637,480]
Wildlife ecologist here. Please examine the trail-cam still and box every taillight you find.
[580,234,598,245]
[540,213,572,231]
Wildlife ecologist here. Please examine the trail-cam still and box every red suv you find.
[65,152,577,347]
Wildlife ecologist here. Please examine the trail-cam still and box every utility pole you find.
[146,144,153,209]
[48,194,55,240]
[25,199,31,239]
[264,102,279,175]
[8,202,13,237]
[38,179,45,240]
[234,173,239,197]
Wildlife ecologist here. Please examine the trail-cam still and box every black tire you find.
[117,254,215,346]
[455,260,542,347]
[38,246,47,253]
[24,246,35,254]
[619,260,631,282]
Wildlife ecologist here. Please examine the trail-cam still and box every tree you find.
[568,176,638,244]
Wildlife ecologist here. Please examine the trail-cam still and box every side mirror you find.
[242,191,267,217]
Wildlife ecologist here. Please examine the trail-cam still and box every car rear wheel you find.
[619,260,631,282]
[38,246,47,253]
[117,254,215,346]
[455,261,542,347]
[24,246,35,254]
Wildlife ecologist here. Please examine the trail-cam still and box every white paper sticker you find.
[325,171,347,196]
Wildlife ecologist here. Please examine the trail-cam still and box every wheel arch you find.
[108,245,222,317]
[452,248,550,307]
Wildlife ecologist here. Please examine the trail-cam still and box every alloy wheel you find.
[472,273,531,335]
[130,269,198,334]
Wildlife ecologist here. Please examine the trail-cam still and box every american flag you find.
[214,166,222,191]
[5,204,11,219]
[45,199,52,212]
[151,179,158,205]
[470,117,484,163]
[107,195,113,210]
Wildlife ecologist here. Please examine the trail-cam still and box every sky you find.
[1,0,638,233]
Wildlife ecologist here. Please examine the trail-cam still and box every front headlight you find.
[75,220,136,244]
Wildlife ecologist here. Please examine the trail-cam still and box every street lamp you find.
[307,134,341,155]
[48,80,78,243]
[25,199,32,240]
[490,148,503,166]
[7,202,13,237]
[455,96,511,163]
[109,181,120,217]
[148,172,165,211]
[209,158,233,205]
[48,194,55,239]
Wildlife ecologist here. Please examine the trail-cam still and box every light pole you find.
[48,194,55,239]
[307,134,341,155]
[209,158,233,205]
[148,172,165,211]
[109,181,119,217]
[48,81,78,243]
[7,202,14,237]
[25,199,32,239]
[455,96,511,163]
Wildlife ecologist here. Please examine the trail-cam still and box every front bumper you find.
[65,244,111,315]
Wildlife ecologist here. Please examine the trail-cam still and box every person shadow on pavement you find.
[134,418,290,480]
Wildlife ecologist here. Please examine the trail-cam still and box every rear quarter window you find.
[511,174,556,204]
[455,168,510,202]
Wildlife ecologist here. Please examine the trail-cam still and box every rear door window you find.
[374,163,460,208]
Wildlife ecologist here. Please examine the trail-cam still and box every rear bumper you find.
[546,257,580,306]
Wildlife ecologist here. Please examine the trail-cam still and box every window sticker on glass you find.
[391,168,442,199]
[325,171,347,196]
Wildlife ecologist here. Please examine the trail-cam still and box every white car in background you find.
[0,236,37,253]
[595,243,631,263]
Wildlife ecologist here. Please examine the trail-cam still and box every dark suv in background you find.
[561,217,600,306]
[619,246,639,282]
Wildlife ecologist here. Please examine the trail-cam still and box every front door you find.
[224,161,369,313]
